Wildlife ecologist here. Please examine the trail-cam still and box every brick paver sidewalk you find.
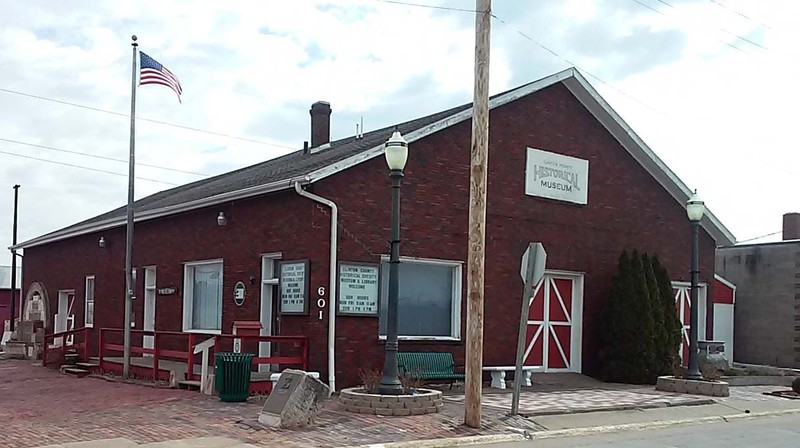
[0,360,539,448]
[6,360,781,448]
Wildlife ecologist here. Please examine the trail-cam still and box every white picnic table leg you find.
[490,371,506,389]
[523,370,532,387]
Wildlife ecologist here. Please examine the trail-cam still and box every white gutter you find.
[294,181,338,392]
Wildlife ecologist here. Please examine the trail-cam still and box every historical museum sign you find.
[280,260,309,315]
[338,263,379,316]
[525,147,589,205]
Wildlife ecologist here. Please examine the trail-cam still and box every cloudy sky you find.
[1,0,798,256]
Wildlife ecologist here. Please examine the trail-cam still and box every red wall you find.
[714,278,735,305]
[314,83,717,384]
[21,83,717,387]
[0,289,21,329]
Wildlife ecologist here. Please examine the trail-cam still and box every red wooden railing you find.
[98,328,190,380]
[97,328,308,382]
[210,334,308,375]
[42,327,91,367]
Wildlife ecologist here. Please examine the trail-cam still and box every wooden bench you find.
[483,366,539,389]
[397,352,465,387]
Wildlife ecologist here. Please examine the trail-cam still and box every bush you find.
[599,250,654,384]
[599,250,682,384]
[358,368,381,394]
[653,255,682,375]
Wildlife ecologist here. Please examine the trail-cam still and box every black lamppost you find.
[378,128,408,395]
[685,190,706,380]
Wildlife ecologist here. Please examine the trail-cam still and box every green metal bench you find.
[396,351,464,387]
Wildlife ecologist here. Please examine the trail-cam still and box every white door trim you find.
[672,281,708,364]
[55,290,75,347]
[259,253,282,373]
[143,267,157,355]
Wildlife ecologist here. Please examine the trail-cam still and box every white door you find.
[523,272,584,372]
[673,282,708,366]
[259,254,281,373]
[55,290,75,347]
[713,304,734,366]
[143,267,157,355]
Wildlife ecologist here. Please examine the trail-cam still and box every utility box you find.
[232,321,262,337]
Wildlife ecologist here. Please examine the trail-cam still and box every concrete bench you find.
[482,366,539,389]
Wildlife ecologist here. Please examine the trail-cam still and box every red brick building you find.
[14,68,735,389]
[1,265,21,334]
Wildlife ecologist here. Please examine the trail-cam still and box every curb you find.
[345,407,800,448]
[517,398,714,417]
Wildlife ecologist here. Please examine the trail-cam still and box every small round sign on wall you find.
[233,281,246,306]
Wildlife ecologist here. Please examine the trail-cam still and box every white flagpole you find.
[123,35,139,378]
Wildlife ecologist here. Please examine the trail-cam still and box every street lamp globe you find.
[686,190,705,222]
[384,129,408,171]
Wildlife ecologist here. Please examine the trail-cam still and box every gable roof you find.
[14,67,736,250]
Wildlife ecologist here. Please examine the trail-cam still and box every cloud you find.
[1,0,799,251]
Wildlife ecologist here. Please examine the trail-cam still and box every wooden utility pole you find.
[465,0,491,429]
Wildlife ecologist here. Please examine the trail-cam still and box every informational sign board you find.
[337,263,380,316]
[525,148,589,205]
[279,260,309,315]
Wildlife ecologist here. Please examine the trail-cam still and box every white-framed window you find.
[379,257,462,340]
[84,276,95,327]
[182,259,223,333]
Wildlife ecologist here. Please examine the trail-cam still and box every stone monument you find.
[258,369,330,428]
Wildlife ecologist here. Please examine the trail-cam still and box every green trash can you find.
[214,352,254,402]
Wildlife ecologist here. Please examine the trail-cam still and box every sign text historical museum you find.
[525,147,589,205]
[338,263,379,315]
[280,260,308,314]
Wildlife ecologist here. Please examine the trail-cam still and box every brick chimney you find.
[310,101,331,148]
[783,213,800,240]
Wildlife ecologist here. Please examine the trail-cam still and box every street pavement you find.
[475,413,800,447]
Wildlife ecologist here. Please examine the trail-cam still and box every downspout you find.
[294,181,338,392]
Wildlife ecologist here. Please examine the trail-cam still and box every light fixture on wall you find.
[217,211,227,226]
[98,237,107,248]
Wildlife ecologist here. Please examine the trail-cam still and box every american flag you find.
[139,51,182,102]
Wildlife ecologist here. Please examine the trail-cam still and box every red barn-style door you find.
[672,282,708,366]
[523,272,584,372]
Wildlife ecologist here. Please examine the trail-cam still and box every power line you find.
[0,137,210,177]
[490,13,671,119]
[0,148,178,186]
[737,230,782,243]
[631,0,756,53]
[374,0,477,13]
[708,0,773,30]
[632,0,767,51]
[374,0,673,118]
[0,87,298,151]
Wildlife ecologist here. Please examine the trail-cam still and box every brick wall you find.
[314,83,717,385]
[22,82,717,387]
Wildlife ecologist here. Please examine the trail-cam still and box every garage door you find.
[524,272,584,372]
[673,282,707,366]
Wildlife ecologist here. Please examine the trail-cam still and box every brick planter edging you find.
[655,375,730,397]
[339,387,443,416]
